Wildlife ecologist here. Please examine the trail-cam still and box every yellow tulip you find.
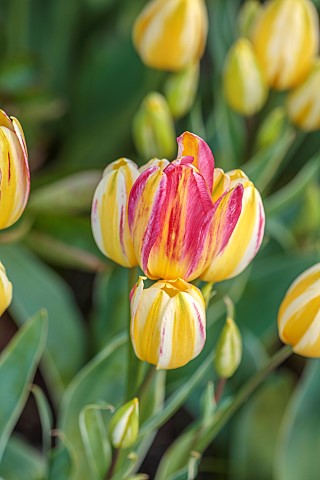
[201,169,265,283]
[130,277,206,369]
[223,39,268,115]
[287,60,320,132]
[252,0,319,90]
[133,0,208,71]
[91,158,139,267]
[0,262,12,316]
[0,110,30,229]
[278,263,320,357]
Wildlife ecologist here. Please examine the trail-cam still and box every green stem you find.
[126,267,139,400]
[197,345,292,450]
[105,448,120,480]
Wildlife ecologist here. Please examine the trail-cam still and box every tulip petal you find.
[129,160,215,281]
[177,131,214,193]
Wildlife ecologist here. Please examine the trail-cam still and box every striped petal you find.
[177,131,214,193]
[0,112,30,230]
[0,261,12,316]
[278,263,320,357]
[130,277,206,369]
[91,158,139,267]
[202,170,264,283]
[128,158,215,281]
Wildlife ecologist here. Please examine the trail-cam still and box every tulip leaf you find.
[79,403,113,478]
[31,385,53,457]
[58,333,127,480]
[0,244,86,399]
[48,432,76,480]
[275,360,320,480]
[229,373,294,480]
[244,128,296,192]
[0,435,45,480]
[0,311,48,461]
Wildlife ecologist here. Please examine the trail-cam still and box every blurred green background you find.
[0,0,319,479]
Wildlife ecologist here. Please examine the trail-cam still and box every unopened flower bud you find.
[164,63,200,119]
[223,39,268,116]
[278,263,320,357]
[109,398,139,449]
[0,262,12,315]
[133,0,208,71]
[287,60,320,132]
[238,0,262,39]
[252,0,319,90]
[255,107,287,150]
[214,298,242,379]
[133,92,176,160]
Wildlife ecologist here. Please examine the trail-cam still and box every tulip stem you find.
[105,448,120,480]
[214,377,226,404]
[126,267,140,400]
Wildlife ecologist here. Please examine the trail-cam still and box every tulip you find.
[255,106,287,150]
[223,39,268,116]
[132,92,176,160]
[164,63,200,119]
[133,0,208,71]
[278,263,320,357]
[128,150,244,281]
[287,60,320,132]
[252,0,319,90]
[0,262,12,316]
[238,0,262,39]
[0,109,30,229]
[109,398,139,449]
[214,299,242,379]
[91,158,139,268]
[201,169,265,283]
[130,277,206,369]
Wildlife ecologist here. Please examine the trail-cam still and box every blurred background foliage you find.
[0,0,319,479]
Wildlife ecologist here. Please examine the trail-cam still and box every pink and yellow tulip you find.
[278,263,320,357]
[130,277,206,369]
[0,110,30,229]
[91,158,139,268]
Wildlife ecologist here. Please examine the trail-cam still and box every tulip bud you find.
[278,263,320,357]
[214,298,242,379]
[0,262,12,316]
[223,39,268,116]
[133,0,208,71]
[287,60,320,132]
[130,277,206,369]
[255,107,287,151]
[0,110,30,229]
[238,0,262,39]
[109,398,139,449]
[164,63,200,119]
[201,169,265,283]
[133,92,176,160]
[252,0,319,90]
[91,158,139,267]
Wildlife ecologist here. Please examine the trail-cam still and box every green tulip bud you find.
[238,0,261,39]
[133,92,176,160]
[109,398,139,449]
[164,63,200,119]
[255,107,287,151]
[214,298,242,379]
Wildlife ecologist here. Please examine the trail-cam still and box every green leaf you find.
[275,360,320,480]
[79,403,113,478]
[0,435,45,480]
[229,373,294,480]
[48,431,76,480]
[59,333,127,480]
[31,385,53,457]
[28,171,101,214]
[0,311,48,461]
[265,155,320,217]
[244,128,296,193]
[0,244,86,398]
